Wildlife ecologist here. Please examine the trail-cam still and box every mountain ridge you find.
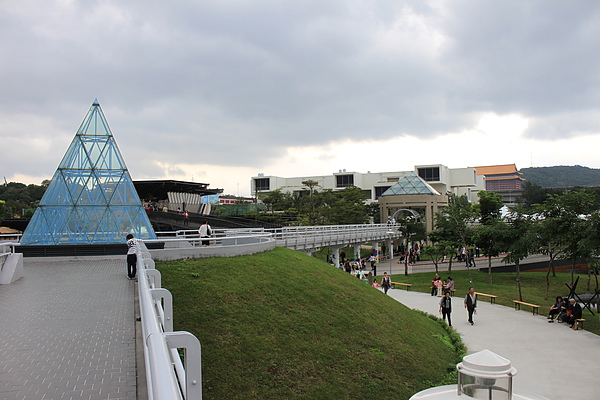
[519,165,600,188]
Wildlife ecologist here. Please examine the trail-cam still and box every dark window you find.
[254,178,270,191]
[336,174,354,188]
[417,167,440,182]
[361,190,372,200]
[375,186,391,199]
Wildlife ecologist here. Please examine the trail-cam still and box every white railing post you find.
[165,332,203,400]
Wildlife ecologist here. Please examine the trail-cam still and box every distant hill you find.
[520,165,600,188]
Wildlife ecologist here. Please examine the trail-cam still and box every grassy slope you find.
[157,247,462,400]
[389,269,600,335]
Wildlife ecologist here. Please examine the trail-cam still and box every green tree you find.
[578,210,600,291]
[421,243,446,274]
[397,215,426,275]
[301,180,320,225]
[532,191,592,298]
[429,193,475,274]
[473,190,504,283]
[332,186,369,225]
[473,222,505,284]
[260,189,287,214]
[497,207,535,302]
[0,200,6,220]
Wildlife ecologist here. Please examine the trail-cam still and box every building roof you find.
[133,180,222,200]
[485,176,524,181]
[380,172,441,196]
[473,164,520,176]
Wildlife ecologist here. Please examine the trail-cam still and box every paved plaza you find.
[386,288,600,400]
[0,257,137,400]
[1,253,599,400]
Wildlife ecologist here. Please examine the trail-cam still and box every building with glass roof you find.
[20,100,157,245]
[377,172,448,231]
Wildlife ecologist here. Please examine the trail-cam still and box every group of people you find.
[372,272,392,294]
[437,286,478,327]
[397,243,421,264]
[430,274,454,297]
[547,296,583,328]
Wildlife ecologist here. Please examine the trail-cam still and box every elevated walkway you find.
[0,257,137,400]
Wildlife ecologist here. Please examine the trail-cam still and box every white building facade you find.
[251,164,485,204]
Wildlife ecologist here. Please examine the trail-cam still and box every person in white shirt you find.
[126,234,141,279]
[199,220,213,246]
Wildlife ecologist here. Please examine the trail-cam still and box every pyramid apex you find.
[92,98,99,105]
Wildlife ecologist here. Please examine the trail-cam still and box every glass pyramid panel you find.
[58,136,94,170]
[20,100,157,245]
[380,172,441,196]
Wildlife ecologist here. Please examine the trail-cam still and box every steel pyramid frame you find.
[21,100,157,245]
[380,172,441,196]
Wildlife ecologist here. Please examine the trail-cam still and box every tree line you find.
[0,181,50,220]
[421,190,600,301]
[258,180,378,226]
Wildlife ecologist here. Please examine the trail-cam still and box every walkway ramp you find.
[387,289,600,400]
[0,257,137,400]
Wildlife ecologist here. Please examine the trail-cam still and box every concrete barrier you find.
[0,252,24,284]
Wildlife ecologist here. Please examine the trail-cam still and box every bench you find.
[574,318,586,330]
[391,282,412,291]
[513,300,540,315]
[475,292,497,304]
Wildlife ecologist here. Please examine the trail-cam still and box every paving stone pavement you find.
[384,288,600,400]
[0,256,137,400]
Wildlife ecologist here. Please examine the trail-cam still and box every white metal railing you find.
[137,245,202,400]
[265,224,401,249]
[0,233,22,241]
[149,230,273,248]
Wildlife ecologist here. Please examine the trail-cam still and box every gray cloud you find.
[1,0,599,182]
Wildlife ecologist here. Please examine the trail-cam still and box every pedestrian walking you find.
[464,287,477,325]
[439,291,452,326]
[381,272,392,295]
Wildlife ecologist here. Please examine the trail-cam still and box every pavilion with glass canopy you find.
[20,99,157,246]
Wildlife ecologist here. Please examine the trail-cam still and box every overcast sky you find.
[1,0,599,196]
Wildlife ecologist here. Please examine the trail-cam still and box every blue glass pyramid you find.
[21,100,157,245]
[380,172,441,196]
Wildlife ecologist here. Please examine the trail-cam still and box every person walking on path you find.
[431,274,440,296]
[126,233,141,280]
[444,276,454,295]
[381,272,392,295]
[439,291,452,326]
[199,220,213,246]
[464,287,477,325]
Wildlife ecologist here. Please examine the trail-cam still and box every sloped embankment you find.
[157,247,463,400]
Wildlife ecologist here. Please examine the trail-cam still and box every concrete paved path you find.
[0,257,137,400]
[385,288,600,400]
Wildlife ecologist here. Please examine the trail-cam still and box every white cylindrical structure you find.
[409,349,549,400]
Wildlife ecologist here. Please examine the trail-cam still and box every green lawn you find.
[156,247,464,400]
[388,269,600,335]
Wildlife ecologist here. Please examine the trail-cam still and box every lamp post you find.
[388,230,394,276]
[409,349,548,400]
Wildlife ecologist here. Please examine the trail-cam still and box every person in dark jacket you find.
[563,298,582,328]
[547,296,564,322]
[439,291,452,326]
[464,287,477,325]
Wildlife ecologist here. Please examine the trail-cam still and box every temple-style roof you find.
[380,172,441,196]
[473,164,520,176]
